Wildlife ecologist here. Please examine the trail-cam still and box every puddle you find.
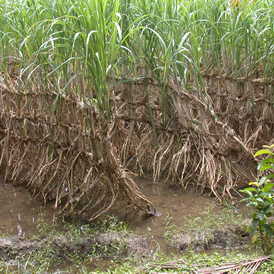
[123,176,225,253]
[0,175,242,241]
[0,180,57,238]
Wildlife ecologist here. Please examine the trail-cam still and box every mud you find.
[0,232,150,263]
[169,225,251,251]
[0,178,57,238]
[0,225,251,269]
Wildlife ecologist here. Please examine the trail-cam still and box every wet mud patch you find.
[168,224,251,251]
[0,231,150,265]
[0,225,252,265]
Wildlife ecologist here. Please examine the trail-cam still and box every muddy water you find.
[123,176,224,253]
[0,181,57,238]
[0,175,240,247]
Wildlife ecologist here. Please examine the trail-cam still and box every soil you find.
[0,232,150,263]
[0,225,251,265]
[168,225,251,251]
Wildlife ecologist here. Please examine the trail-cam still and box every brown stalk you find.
[1,64,273,218]
[0,78,155,220]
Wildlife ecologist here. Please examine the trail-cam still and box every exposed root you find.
[0,70,273,218]
[0,81,155,220]
[113,76,273,199]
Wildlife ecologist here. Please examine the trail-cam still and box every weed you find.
[240,144,274,255]
[164,204,251,251]
[0,215,137,273]
[98,249,264,273]
[257,257,274,273]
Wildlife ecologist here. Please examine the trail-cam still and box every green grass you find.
[1,250,273,273]
[95,249,270,274]
[0,215,132,273]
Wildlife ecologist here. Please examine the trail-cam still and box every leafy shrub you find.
[240,145,274,255]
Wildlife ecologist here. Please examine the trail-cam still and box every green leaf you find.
[249,181,260,187]
[254,149,273,157]
[247,201,258,207]
[242,187,257,192]
[263,224,273,237]
[265,196,273,203]
[266,174,274,181]
[250,219,259,235]
[255,211,265,221]
[260,164,274,172]
[259,176,270,186]
[239,190,254,197]
[261,183,274,193]
[263,145,274,149]
[256,198,265,204]
[258,157,274,170]
[264,204,273,214]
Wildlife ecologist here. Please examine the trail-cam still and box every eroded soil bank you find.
[0,224,251,267]
[0,232,150,262]
[0,226,253,273]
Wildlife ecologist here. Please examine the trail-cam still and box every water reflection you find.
[0,175,243,247]
[0,181,55,237]
[17,224,23,237]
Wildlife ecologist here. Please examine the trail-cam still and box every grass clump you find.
[98,249,267,274]
[165,205,251,250]
[0,215,142,273]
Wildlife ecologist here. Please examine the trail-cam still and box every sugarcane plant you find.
[1,0,274,220]
[240,145,274,255]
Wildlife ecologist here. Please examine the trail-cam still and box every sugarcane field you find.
[1,0,274,273]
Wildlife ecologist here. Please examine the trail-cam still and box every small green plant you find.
[240,145,274,255]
